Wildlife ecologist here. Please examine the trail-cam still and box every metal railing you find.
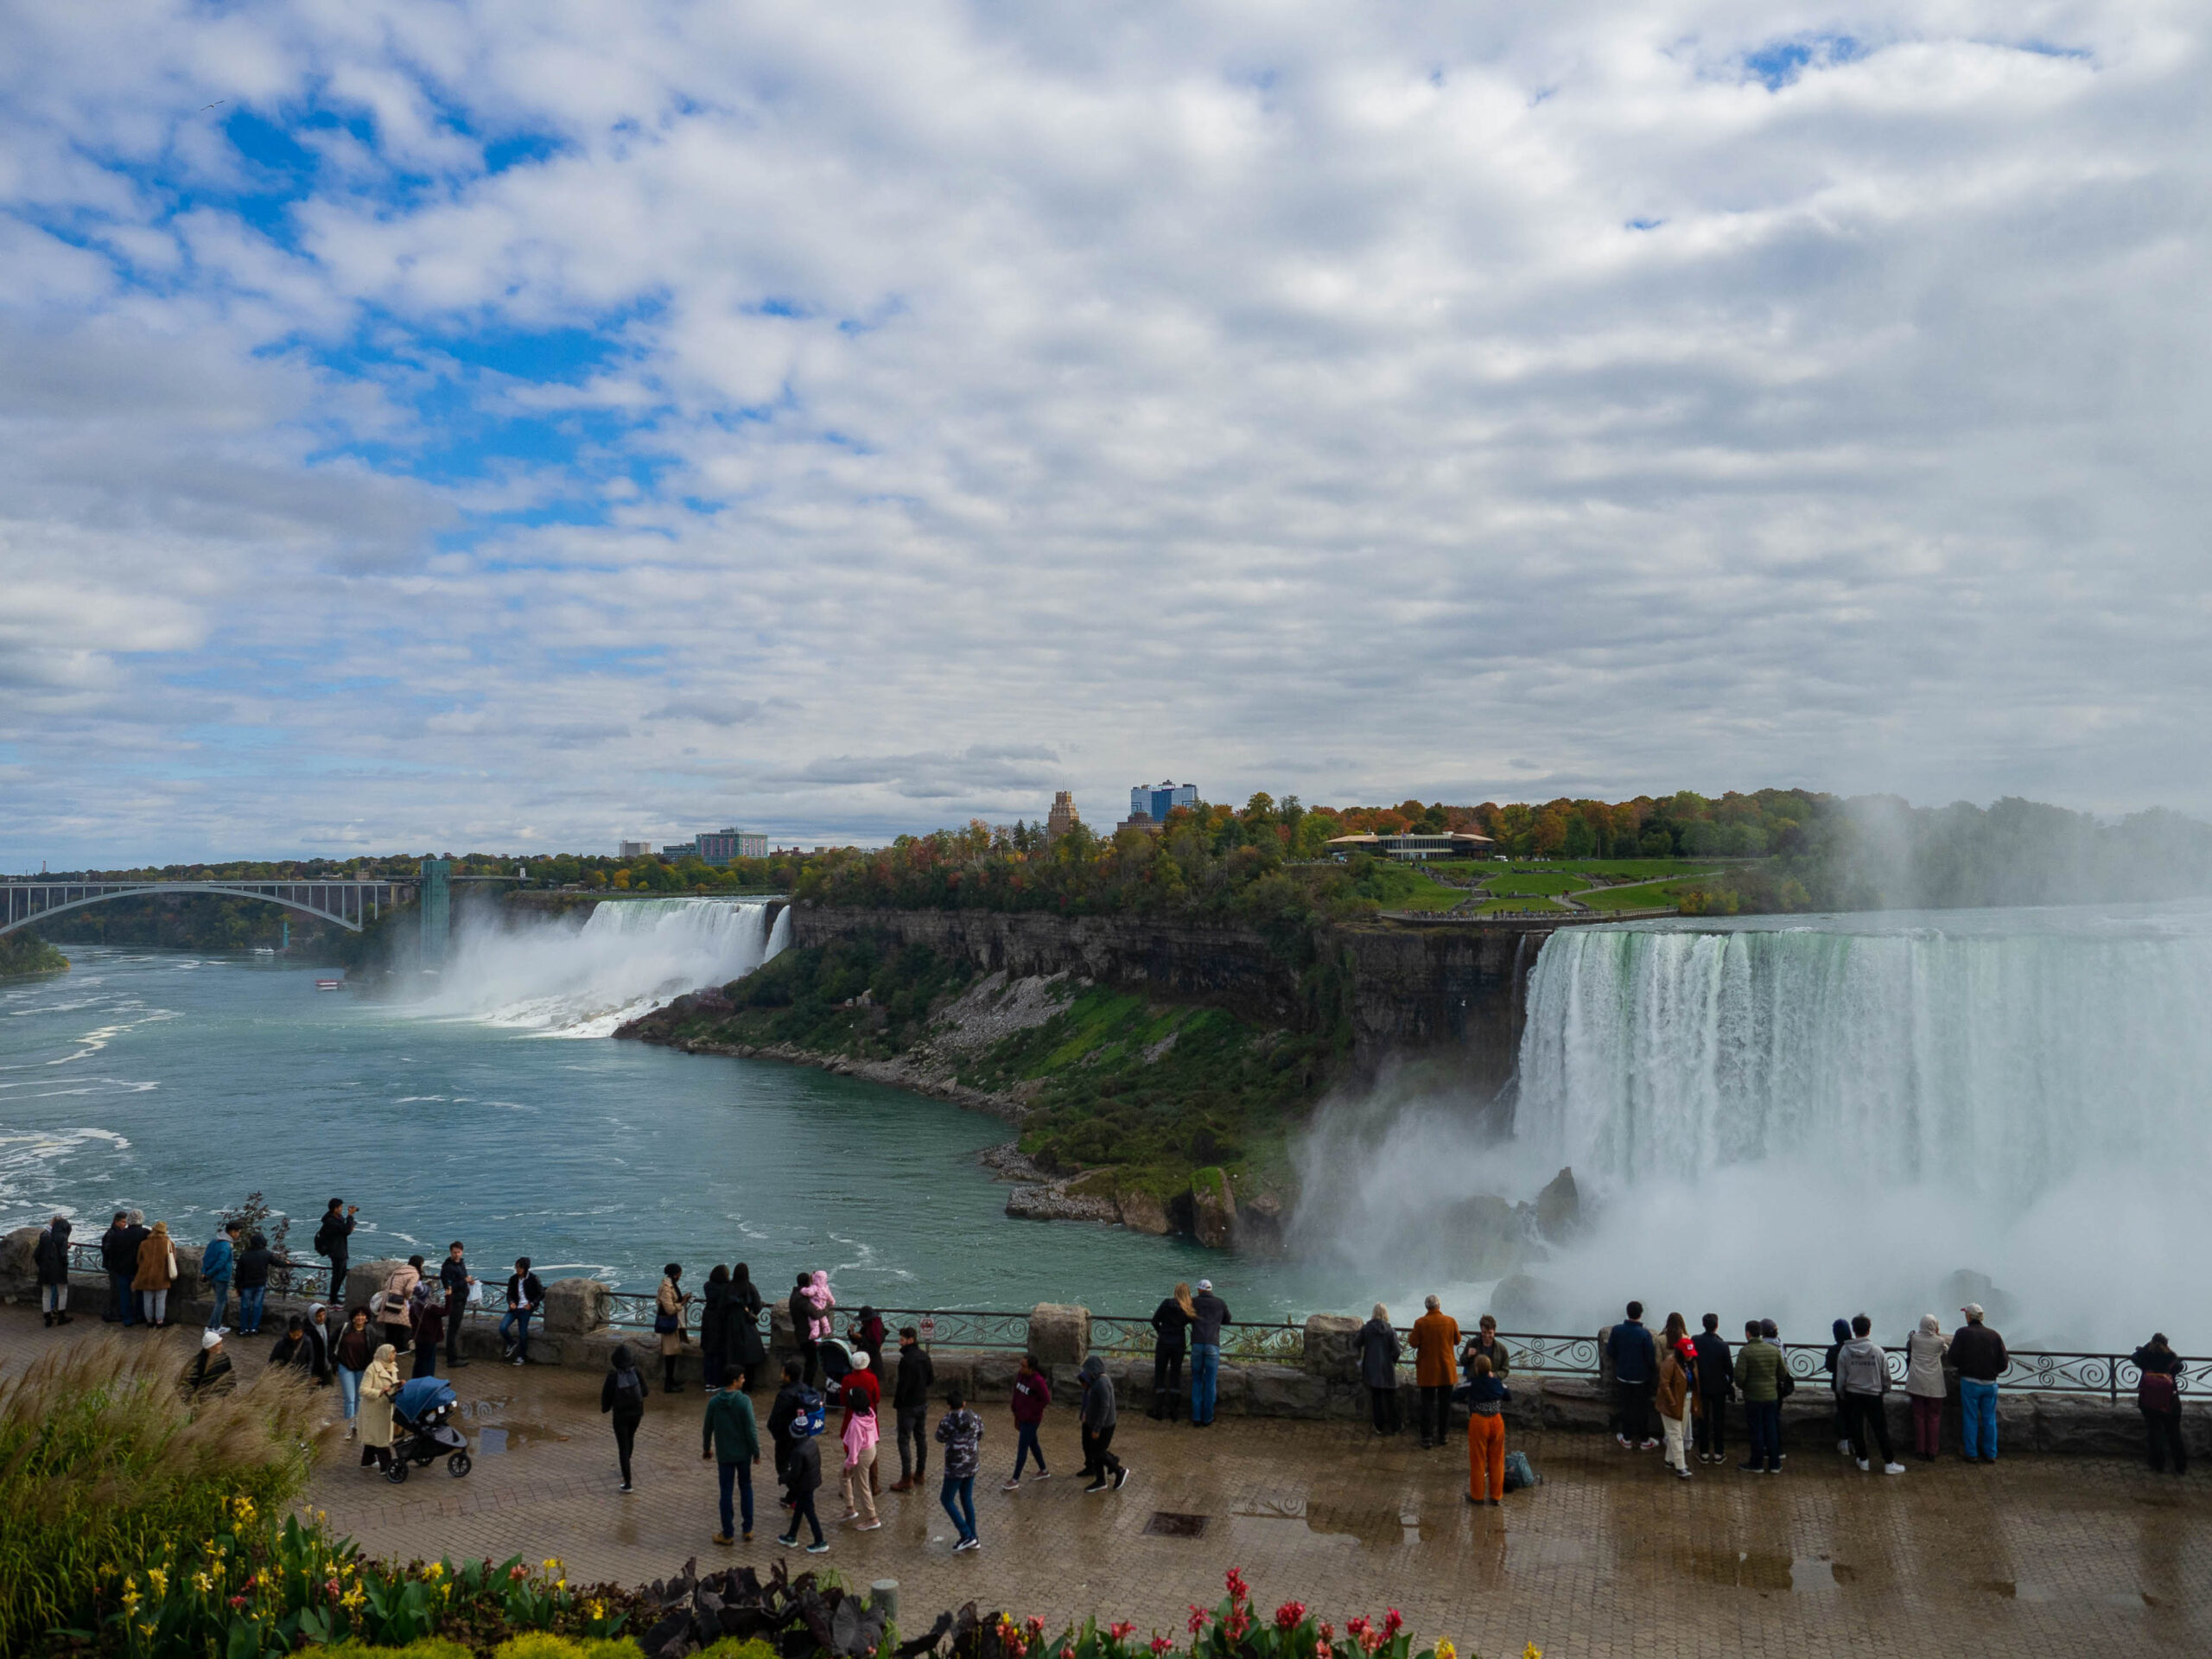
[53,1245,2196,1403]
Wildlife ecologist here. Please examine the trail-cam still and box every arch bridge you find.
[0,879,411,937]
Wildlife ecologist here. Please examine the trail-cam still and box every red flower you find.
[1150,1639,1174,1656]
[1357,1630,1384,1656]
[1224,1569,1250,1604]
[1189,1607,1210,1636]
[1315,1645,1331,1659]
[1227,1611,1252,1643]
[1027,1618,1048,1638]
[1110,1624,1137,1643]
[1319,1624,1336,1643]
[229,1595,248,1611]
[1346,1618,1370,1639]
[1382,1611,1403,1638]
[1276,1602,1309,1631]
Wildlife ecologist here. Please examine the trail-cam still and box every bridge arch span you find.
[0,880,409,938]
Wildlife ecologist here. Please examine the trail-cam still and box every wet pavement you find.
[12,1310,2212,1655]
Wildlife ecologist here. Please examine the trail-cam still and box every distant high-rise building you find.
[1128,780,1198,824]
[619,840,652,858]
[696,829,769,866]
[1046,791,1079,842]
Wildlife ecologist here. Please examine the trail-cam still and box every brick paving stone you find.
[10,1308,2211,1654]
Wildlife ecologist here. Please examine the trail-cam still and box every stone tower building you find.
[1046,791,1079,842]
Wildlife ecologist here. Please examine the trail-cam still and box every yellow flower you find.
[1436,1643,1456,1659]
[424,1561,446,1580]
[1523,1647,1543,1659]
[193,1573,213,1595]
[146,1568,168,1597]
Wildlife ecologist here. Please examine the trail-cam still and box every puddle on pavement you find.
[1684,1548,1851,1592]
[461,1401,569,1452]
[1231,1500,1419,1547]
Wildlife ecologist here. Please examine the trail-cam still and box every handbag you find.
[2139,1370,2179,1412]
[1777,1372,1796,1400]
[653,1310,680,1334]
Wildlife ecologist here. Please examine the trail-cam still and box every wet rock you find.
[1938,1269,2018,1328]
[1303,1313,1362,1381]
[1244,1363,1327,1418]
[543,1274,611,1336]
[1004,1185,1119,1223]
[1534,1166,1580,1240]
[1190,1166,1236,1249]
[0,1227,40,1296]
[1116,1187,1172,1235]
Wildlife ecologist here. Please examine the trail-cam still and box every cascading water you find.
[411,897,788,1038]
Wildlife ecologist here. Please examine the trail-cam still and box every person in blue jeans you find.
[234,1231,274,1336]
[101,1211,141,1325]
[1188,1280,1230,1427]
[501,1257,543,1364]
[201,1222,241,1331]
[1949,1303,2008,1462]
[935,1389,985,1552]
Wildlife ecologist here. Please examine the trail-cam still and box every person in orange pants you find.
[1464,1353,1510,1503]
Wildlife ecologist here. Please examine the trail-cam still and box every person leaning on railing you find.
[1949,1303,2008,1464]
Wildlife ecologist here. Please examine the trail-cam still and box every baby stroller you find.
[385,1375,471,1483]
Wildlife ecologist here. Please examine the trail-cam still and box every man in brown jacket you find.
[1410,1295,1461,1450]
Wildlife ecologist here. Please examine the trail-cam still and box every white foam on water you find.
[411,898,787,1038]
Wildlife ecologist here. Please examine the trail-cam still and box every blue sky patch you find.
[1743,35,1867,91]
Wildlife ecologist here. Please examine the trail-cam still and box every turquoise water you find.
[0,946,1319,1317]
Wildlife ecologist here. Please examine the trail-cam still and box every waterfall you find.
[1515,908,2212,1199]
[414,897,789,1037]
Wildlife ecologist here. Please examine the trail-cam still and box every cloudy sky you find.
[2,2,2206,864]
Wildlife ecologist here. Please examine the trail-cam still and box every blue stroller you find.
[385,1375,471,1483]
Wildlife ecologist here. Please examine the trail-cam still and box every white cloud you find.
[0,1,2208,861]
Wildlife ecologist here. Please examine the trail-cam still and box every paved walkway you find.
[12,1311,2212,1655]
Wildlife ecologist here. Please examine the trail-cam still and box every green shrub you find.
[694,1640,781,1659]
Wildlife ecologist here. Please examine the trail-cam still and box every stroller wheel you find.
[385,1459,410,1484]
[448,1452,473,1478]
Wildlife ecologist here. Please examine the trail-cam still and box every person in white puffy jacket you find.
[1904,1314,1950,1461]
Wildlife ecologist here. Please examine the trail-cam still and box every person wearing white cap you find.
[1188,1280,1231,1427]
[1948,1303,2008,1463]
[180,1327,236,1402]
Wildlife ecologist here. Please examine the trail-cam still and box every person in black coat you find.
[790,1275,820,1386]
[100,1212,137,1325]
[776,1430,827,1551]
[601,1343,651,1494]
[34,1215,72,1326]
[889,1325,937,1491]
[1690,1313,1736,1464]
[2132,1333,2187,1474]
[766,1357,811,1485]
[1353,1305,1403,1435]
[701,1266,734,1389]
[234,1234,276,1336]
[1148,1284,1196,1420]
[729,1262,767,1385]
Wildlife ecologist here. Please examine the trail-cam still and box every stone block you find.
[345,1257,406,1313]
[767,1300,800,1361]
[1189,1169,1236,1249]
[541,1275,611,1337]
[932,1353,979,1399]
[1026,1302,1090,1368]
[1116,1188,1172,1236]
[0,1227,39,1296]
[1303,1313,1361,1380]
[1244,1363,1327,1418]
[968,1351,1020,1398]
[1211,1363,1250,1414]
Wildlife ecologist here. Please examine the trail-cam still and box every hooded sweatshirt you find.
[1078,1355,1117,1431]
[1905,1317,1950,1398]
[803,1272,835,1343]
[1837,1334,1890,1396]
[601,1344,649,1419]
[1825,1319,1853,1392]
[1010,1365,1052,1424]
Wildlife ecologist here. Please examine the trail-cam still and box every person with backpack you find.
[1147,1284,1195,1420]
[1904,1314,1950,1461]
[1189,1280,1231,1427]
[233,1232,275,1336]
[1949,1303,2008,1463]
[601,1343,651,1493]
[702,1368,761,1544]
[408,1277,443,1378]
[201,1221,240,1331]
[1735,1319,1787,1474]
[2132,1333,2186,1474]
[313,1200,357,1303]
[1077,1354,1128,1493]
[775,1421,830,1554]
[935,1387,985,1552]
[33,1214,72,1327]
[1463,1352,1510,1504]
[1355,1304,1402,1436]
[1004,1352,1052,1488]
[1607,1301,1658,1450]
[1836,1314,1905,1474]
[501,1258,543,1364]
[1691,1313,1734,1464]
[889,1325,936,1491]
[849,1305,887,1375]
[766,1357,818,1488]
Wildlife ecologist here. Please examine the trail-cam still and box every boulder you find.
[0,1227,39,1296]
[1026,1303,1090,1368]
[344,1257,407,1313]
[1244,1363,1328,1418]
[1189,1168,1236,1249]
[1302,1313,1362,1381]
[1938,1269,2018,1328]
[541,1275,611,1336]
[1116,1187,1173,1236]
[1534,1166,1581,1241]
[767,1299,801,1363]
[1231,1192,1287,1257]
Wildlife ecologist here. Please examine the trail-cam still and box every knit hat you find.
[201,1328,225,1350]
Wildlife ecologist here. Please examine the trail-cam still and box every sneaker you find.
[776,1534,798,1547]
[1113,1466,1129,1491]
[1032,1468,1052,1480]
[1084,1479,1108,1494]
[836,1510,861,1522]
[1675,1467,1692,1479]
[1839,1439,1853,1455]
[805,1541,830,1554]
[713,1532,734,1547]
[1001,1478,1020,1491]
[1884,1462,1907,1475]
[954,1535,980,1553]
[1765,1464,1782,1474]
[511,1356,525,1366]
[620,1482,633,1493]
[1639,1439,1660,1452]
[1616,1434,1634,1450]
[1737,1461,1764,1472]
[1855,1459,1871,1472]
[855,1521,881,1532]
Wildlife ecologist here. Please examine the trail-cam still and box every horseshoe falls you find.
[1500,905,2212,1347]
[410,897,790,1037]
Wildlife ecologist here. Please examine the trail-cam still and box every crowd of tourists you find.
[26,1206,2198,1538]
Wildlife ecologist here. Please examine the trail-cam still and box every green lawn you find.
[1579,879,1709,912]
[1423,858,1724,880]
[1360,861,1469,912]
[1484,872,1586,896]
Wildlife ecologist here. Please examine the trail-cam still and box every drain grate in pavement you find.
[1143,1511,1211,1538]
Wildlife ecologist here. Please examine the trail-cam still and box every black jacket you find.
[506,1271,543,1309]
[702,1280,733,1354]
[1949,1323,2008,1382]
[234,1246,275,1290]
[730,1279,766,1366]
[601,1365,650,1420]
[314,1211,355,1260]
[1353,1317,1402,1390]
[33,1222,72,1286]
[788,1288,814,1346]
[101,1224,137,1275]
[894,1343,936,1409]
[440,1258,470,1301]
[1691,1331,1735,1396]
[782,1434,822,1497]
[1150,1298,1194,1355]
[1191,1291,1230,1346]
[767,1381,810,1445]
